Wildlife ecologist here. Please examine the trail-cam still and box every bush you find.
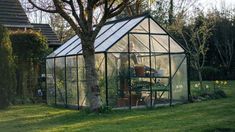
[192,89,227,102]
[0,25,16,109]
[10,30,49,103]
[201,66,219,80]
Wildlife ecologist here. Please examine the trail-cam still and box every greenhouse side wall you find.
[55,57,66,106]
[171,54,188,102]
[66,56,78,108]
[46,58,55,105]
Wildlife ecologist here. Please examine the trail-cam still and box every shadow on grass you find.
[0,91,235,132]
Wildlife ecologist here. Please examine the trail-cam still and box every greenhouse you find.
[46,14,189,109]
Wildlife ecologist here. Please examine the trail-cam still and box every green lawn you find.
[0,81,235,132]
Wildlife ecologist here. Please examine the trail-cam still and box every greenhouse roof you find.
[47,14,185,58]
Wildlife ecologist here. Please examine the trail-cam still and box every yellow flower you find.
[215,80,219,84]
[224,81,228,85]
[221,81,224,85]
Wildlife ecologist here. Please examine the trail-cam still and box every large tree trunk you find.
[82,39,101,111]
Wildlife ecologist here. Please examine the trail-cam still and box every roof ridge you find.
[95,13,149,26]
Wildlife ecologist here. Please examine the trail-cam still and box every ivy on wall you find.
[0,25,16,108]
[10,30,49,103]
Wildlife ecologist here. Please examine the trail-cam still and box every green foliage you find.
[191,81,228,102]
[167,7,235,80]
[10,30,49,62]
[0,25,16,109]
[98,105,112,113]
[201,66,219,80]
[10,30,49,103]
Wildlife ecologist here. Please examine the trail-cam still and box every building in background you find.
[0,0,61,50]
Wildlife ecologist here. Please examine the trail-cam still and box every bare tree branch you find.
[28,0,57,13]
[52,0,81,35]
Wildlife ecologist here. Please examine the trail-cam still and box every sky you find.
[22,0,235,24]
[198,0,235,10]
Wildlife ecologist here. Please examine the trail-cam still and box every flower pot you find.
[134,66,145,76]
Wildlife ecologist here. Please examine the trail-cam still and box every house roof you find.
[32,24,62,47]
[0,0,32,28]
[47,15,185,58]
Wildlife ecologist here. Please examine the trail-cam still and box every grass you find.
[0,81,235,132]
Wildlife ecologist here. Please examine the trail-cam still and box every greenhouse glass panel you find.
[67,43,82,56]
[65,21,127,56]
[95,54,106,105]
[106,53,119,107]
[151,55,170,105]
[170,38,184,53]
[96,16,145,52]
[48,36,79,57]
[97,23,114,36]
[57,39,81,57]
[129,34,149,52]
[46,59,55,105]
[171,54,188,102]
[130,53,151,107]
[108,36,128,52]
[66,56,78,107]
[150,19,166,34]
[150,54,169,77]
[151,35,168,52]
[131,18,149,33]
[66,24,114,56]
[93,20,129,50]
[55,57,66,105]
[76,56,87,107]
[171,54,185,77]
[151,35,169,52]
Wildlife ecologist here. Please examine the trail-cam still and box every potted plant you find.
[134,64,145,76]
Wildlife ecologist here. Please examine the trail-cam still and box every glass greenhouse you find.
[46,14,189,109]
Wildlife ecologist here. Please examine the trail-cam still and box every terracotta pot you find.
[134,66,145,76]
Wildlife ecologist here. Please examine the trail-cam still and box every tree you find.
[0,25,16,109]
[151,0,169,26]
[124,0,149,16]
[171,12,214,90]
[49,14,75,42]
[210,10,234,77]
[28,0,130,111]
[20,0,50,23]
[168,0,173,24]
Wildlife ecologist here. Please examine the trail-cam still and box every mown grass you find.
[0,81,235,132]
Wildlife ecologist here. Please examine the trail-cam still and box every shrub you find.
[201,66,219,80]
[192,89,227,102]
[0,25,16,109]
[10,30,49,103]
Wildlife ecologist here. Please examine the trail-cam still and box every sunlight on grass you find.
[0,81,234,132]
